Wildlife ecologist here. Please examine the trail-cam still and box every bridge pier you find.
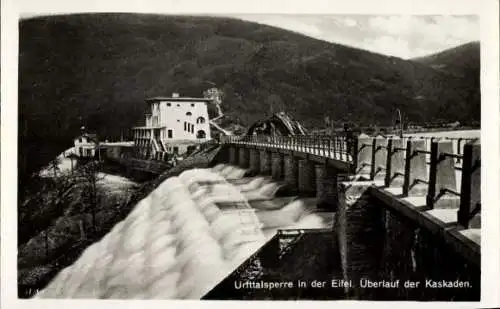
[315,164,338,211]
[271,152,284,180]
[284,155,298,193]
[298,159,316,196]
[238,147,249,168]
[229,146,238,165]
[259,150,271,175]
[248,149,261,176]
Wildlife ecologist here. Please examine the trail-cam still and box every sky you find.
[231,15,479,59]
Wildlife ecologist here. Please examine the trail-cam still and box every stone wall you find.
[335,183,480,301]
[377,205,480,301]
[335,185,385,299]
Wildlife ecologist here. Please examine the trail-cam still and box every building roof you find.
[75,133,99,143]
[132,125,167,130]
[145,96,212,103]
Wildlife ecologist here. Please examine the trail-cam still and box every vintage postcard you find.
[2,0,500,308]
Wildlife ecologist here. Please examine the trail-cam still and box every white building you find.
[132,93,212,159]
[74,133,99,158]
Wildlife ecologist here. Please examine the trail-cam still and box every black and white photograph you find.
[2,0,500,306]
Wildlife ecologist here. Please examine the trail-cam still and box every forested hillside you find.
[19,14,480,180]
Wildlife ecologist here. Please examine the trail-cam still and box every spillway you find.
[35,164,333,299]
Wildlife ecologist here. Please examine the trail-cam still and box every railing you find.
[220,134,355,163]
[222,134,480,229]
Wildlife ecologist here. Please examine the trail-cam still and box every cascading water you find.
[35,163,333,299]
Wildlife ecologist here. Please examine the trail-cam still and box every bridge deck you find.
[223,134,481,265]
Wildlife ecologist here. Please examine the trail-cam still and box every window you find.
[186,112,192,116]
[184,122,187,131]
[168,130,173,138]
[176,104,180,107]
[196,130,206,139]
[167,103,171,107]
[191,124,194,133]
[177,119,180,122]
[173,146,179,154]
[196,116,205,124]
[191,103,195,107]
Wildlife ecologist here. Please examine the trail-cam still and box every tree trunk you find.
[92,181,97,233]
[79,220,86,240]
[45,230,49,262]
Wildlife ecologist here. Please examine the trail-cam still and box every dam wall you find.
[29,134,480,300]
[216,134,481,300]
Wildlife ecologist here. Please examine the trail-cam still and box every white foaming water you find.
[242,181,284,201]
[255,200,310,229]
[226,168,248,179]
[36,163,332,299]
[289,213,332,230]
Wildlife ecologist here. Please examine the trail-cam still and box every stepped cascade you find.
[35,164,333,299]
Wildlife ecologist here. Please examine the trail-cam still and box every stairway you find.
[209,120,231,136]
[159,140,167,152]
[151,138,162,152]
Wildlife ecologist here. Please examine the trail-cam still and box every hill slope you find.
[19,13,480,179]
[413,42,480,78]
